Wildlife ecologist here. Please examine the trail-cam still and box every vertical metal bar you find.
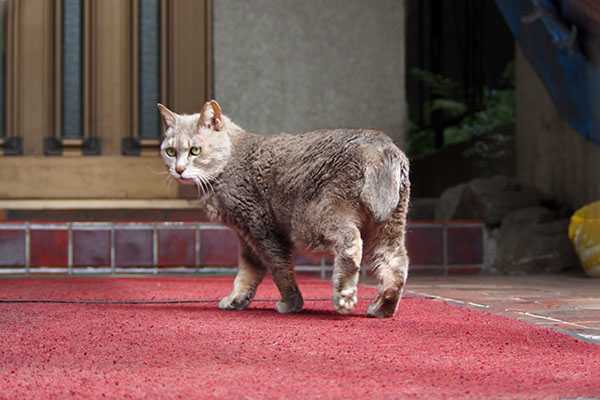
[83,0,91,139]
[62,0,83,139]
[131,0,139,141]
[442,221,448,276]
[7,0,19,140]
[139,0,161,139]
[54,0,62,141]
[88,0,96,141]
[0,0,5,139]
[13,0,19,139]
[68,222,73,275]
[25,221,30,276]
[152,222,158,274]
[110,222,116,275]
[195,222,201,272]
[5,0,11,138]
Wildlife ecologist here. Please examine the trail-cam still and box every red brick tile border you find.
[0,220,485,276]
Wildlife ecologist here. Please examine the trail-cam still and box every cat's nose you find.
[175,166,185,175]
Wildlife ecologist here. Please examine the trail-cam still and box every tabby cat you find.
[158,101,410,318]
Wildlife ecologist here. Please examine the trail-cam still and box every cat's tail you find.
[360,145,410,224]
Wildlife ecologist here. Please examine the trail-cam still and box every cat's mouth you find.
[174,176,197,186]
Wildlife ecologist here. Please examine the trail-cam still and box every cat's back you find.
[248,128,407,202]
[274,127,395,152]
[259,128,401,168]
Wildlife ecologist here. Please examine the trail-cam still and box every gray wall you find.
[516,47,600,209]
[213,0,407,145]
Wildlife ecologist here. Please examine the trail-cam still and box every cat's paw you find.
[218,294,251,311]
[275,295,304,314]
[366,288,401,318]
[334,287,358,314]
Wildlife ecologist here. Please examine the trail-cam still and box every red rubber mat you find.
[0,276,599,399]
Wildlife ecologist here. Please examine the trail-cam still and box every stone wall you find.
[213,0,407,145]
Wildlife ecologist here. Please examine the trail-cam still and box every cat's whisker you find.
[202,173,216,196]
[200,174,214,196]
[192,177,201,195]
[192,180,201,196]
[205,171,219,182]
[201,176,210,195]
[193,176,207,197]
[147,165,169,175]
[201,172,218,195]
[159,174,170,189]
[203,177,213,197]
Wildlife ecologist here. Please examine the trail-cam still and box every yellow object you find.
[569,201,600,277]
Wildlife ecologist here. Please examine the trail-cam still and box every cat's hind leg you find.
[306,201,363,314]
[364,243,408,318]
[219,240,267,311]
[363,197,410,318]
[312,213,363,314]
[331,224,363,314]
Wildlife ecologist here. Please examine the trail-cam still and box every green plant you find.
[406,62,515,158]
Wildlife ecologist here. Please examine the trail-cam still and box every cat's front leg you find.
[270,266,304,314]
[237,230,304,314]
[256,236,303,314]
[219,240,267,311]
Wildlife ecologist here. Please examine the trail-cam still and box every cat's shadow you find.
[122,303,367,320]
[245,307,367,320]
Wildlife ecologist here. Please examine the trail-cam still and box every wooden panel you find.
[169,0,211,114]
[0,199,201,210]
[0,157,179,199]
[18,0,54,155]
[94,0,132,155]
[167,0,212,199]
[0,0,212,200]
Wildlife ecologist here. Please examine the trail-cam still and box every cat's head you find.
[158,100,231,192]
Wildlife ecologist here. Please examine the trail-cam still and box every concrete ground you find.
[394,274,600,344]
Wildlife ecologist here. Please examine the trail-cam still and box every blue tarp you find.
[495,0,600,145]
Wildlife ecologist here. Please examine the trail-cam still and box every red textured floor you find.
[0,276,599,400]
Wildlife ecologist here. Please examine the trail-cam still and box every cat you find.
[157,100,410,318]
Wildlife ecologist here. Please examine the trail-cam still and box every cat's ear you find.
[157,103,178,129]
[198,100,223,131]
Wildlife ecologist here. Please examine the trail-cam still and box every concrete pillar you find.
[213,0,407,146]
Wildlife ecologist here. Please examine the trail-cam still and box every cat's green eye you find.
[165,148,176,157]
[190,146,202,156]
